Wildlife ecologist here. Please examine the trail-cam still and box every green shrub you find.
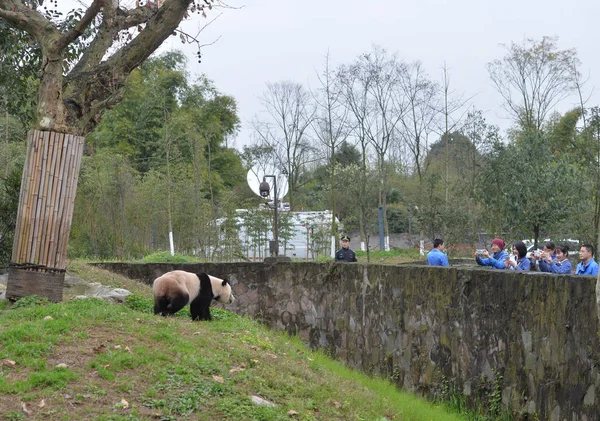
[138,251,198,263]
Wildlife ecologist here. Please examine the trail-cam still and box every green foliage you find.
[138,251,198,263]
[476,132,583,244]
[71,51,246,261]
[123,294,154,313]
[0,165,21,266]
[10,295,49,309]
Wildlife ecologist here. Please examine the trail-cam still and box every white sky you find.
[160,0,600,150]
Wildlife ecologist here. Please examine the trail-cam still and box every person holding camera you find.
[474,238,508,269]
[505,241,531,270]
[530,241,556,270]
[539,245,572,274]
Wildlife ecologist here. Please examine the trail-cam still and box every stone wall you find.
[95,262,600,420]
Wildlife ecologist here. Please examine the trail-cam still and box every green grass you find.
[0,263,474,420]
[137,250,200,263]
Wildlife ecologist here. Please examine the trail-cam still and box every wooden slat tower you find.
[6,130,85,302]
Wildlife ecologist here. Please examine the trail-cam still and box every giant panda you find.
[152,270,235,321]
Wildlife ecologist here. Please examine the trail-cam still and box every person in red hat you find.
[474,238,508,269]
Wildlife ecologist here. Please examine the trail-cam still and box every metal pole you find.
[264,174,279,257]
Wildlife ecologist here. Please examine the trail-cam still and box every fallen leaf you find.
[22,402,32,415]
[93,344,106,353]
[55,363,68,368]
[44,315,53,320]
[2,359,16,367]
[102,364,110,368]
[229,364,246,374]
[124,346,132,353]
[212,375,224,383]
[288,409,299,416]
[114,345,122,350]
[267,353,278,359]
[38,399,46,408]
[250,345,258,350]
[120,398,129,409]
[333,400,342,408]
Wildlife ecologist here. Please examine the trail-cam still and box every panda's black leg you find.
[190,296,212,321]
[201,305,212,321]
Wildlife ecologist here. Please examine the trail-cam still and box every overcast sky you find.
[160,0,600,150]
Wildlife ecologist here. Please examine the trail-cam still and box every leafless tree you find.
[338,46,407,251]
[310,51,351,246]
[437,62,471,201]
[338,59,372,251]
[256,81,316,210]
[397,60,440,183]
[487,36,580,133]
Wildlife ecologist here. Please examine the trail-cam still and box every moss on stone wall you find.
[96,262,600,420]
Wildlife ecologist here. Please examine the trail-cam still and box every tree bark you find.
[6,130,85,301]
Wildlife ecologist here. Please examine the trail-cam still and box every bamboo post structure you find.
[6,130,85,302]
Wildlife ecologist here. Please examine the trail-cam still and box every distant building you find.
[218,208,339,261]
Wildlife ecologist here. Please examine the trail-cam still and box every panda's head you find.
[209,275,235,304]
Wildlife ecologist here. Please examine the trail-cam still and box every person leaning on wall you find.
[427,238,449,267]
[505,241,531,271]
[575,244,599,275]
[539,245,572,274]
[474,238,508,269]
[529,241,556,271]
[335,235,357,262]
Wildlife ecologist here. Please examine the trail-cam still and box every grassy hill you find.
[0,262,466,421]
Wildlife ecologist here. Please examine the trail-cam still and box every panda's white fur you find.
[152,270,234,321]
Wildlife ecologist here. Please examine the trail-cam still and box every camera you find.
[534,250,541,258]
[476,249,486,256]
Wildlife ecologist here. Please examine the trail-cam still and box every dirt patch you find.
[0,325,165,420]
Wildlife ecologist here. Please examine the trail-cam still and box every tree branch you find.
[56,0,104,51]
[0,0,58,41]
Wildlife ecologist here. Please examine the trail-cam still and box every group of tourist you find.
[427,238,599,275]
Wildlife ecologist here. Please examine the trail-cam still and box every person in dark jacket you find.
[335,235,357,262]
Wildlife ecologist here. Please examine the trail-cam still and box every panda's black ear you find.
[197,273,213,297]
[221,279,228,286]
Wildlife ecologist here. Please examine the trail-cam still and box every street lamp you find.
[259,175,278,257]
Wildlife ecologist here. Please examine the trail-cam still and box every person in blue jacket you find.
[474,238,508,269]
[539,245,572,274]
[575,244,599,275]
[427,238,449,266]
[505,241,531,271]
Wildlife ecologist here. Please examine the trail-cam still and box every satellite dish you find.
[247,164,289,201]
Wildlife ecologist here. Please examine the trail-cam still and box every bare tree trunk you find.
[6,130,84,301]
